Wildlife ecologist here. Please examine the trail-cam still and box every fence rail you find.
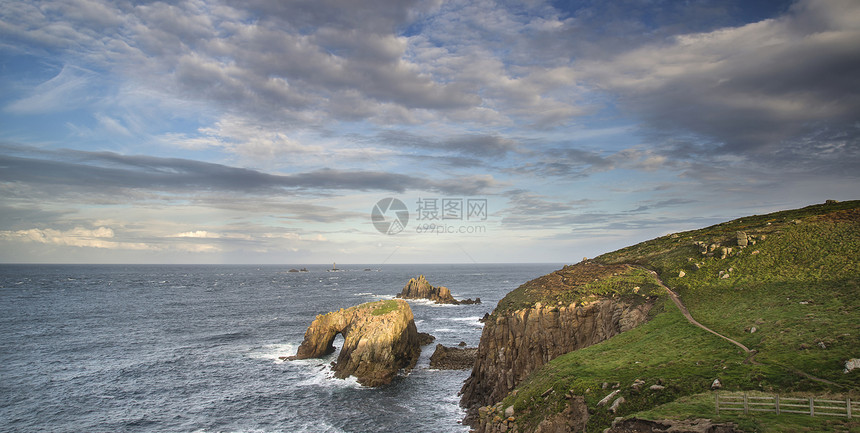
[715,392,856,418]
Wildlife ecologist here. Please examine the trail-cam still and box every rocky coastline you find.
[460,262,657,422]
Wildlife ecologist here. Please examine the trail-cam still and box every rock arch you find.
[290,299,421,387]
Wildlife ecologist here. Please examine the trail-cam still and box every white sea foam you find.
[294,364,363,390]
[430,303,458,308]
[247,343,298,363]
[353,292,373,296]
[445,316,483,322]
[404,298,437,307]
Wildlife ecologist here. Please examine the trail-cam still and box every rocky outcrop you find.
[535,396,589,433]
[289,299,420,387]
[397,275,480,304]
[606,418,743,433]
[429,344,477,370]
[460,297,655,419]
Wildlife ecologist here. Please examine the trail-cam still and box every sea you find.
[0,263,562,433]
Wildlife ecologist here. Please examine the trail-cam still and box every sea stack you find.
[396,275,480,305]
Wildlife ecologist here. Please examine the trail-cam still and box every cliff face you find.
[290,299,420,387]
[460,296,655,417]
[396,274,480,304]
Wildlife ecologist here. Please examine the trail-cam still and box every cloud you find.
[377,130,520,158]
[579,0,860,159]
[0,226,154,250]
[499,190,594,228]
[512,147,615,179]
[4,65,98,114]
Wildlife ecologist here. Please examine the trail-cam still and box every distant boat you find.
[327,262,339,272]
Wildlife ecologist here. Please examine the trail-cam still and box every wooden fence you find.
[715,392,857,418]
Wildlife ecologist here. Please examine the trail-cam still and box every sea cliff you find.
[460,262,659,421]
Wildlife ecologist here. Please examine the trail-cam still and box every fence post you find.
[775,394,780,415]
[744,392,749,415]
[847,398,852,419]
[715,392,720,415]
[809,397,815,417]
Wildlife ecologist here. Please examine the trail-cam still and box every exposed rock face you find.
[473,396,589,433]
[290,299,420,387]
[606,418,744,433]
[535,396,589,433]
[429,344,477,370]
[460,297,655,419]
[397,275,480,304]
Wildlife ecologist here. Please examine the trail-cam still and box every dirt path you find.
[638,266,848,387]
[639,267,757,362]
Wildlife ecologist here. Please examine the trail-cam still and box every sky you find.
[0,0,858,264]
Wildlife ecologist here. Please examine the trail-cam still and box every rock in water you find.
[396,275,480,305]
[289,299,421,387]
[429,344,478,370]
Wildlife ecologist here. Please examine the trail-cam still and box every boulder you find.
[396,275,480,304]
[418,332,436,346]
[609,396,625,413]
[844,358,860,373]
[289,299,421,387]
[736,231,748,247]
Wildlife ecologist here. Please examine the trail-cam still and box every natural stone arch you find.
[290,299,421,387]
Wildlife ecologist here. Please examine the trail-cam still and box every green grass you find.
[486,201,860,432]
[501,300,781,432]
[370,299,400,316]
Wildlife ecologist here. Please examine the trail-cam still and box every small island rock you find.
[396,275,480,305]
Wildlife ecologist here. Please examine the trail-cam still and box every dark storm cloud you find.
[377,130,519,158]
[0,145,497,196]
[580,0,860,161]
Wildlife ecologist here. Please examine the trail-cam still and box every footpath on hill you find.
[639,266,844,388]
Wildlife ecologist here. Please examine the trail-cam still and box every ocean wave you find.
[294,420,348,433]
[294,365,363,390]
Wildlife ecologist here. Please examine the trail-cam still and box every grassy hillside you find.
[494,201,860,432]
